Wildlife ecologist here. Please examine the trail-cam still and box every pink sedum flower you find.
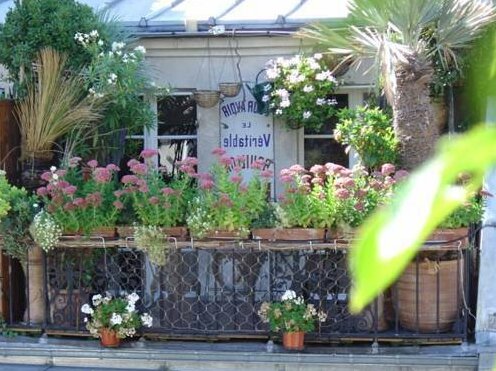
[381,163,396,176]
[140,149,159,159]
[113,200,124,210]
[121,175,139,184]
[211,147,226,156]
[87,160,98,168]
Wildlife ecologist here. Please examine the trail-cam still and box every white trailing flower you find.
[303,85,314,93]
[140,313,153,327]
[281,290,296,301]
[50,166,57,172]
[126,302,135,313]
[127,292,139,304]
[81,304,93,315]
[92,294,103,306]
[111,41,126,51]
[31,211,62,252]
[303,111,312,119]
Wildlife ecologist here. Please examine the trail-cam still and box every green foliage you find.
[439,195,484,229]
[250,202,278,229]
[349,126,496,313]
[334,106,398,169]
[74,31,156,162]
[264,54,338,131]
[0,0,102,94]
[258,290,327,333]
[0,173,38,261]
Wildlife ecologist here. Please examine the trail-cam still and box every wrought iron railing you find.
[1,238,473,343]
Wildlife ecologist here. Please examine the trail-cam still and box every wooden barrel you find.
[396,258,461,332]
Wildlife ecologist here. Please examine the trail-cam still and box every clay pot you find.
[100,328,120,347]
[282,331,305,351]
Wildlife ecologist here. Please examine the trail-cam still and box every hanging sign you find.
[220,89,274,193]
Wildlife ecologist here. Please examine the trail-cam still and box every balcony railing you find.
[0,237,474,343]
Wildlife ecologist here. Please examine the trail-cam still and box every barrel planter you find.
[396,257,462,332]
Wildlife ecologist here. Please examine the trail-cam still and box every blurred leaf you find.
[350,125,496,312]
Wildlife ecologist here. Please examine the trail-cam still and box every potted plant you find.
[186,148,271,239]
[333,163,408,238]
[15,48,100,190]
[81,292,153,347]
[258,290,327,350]
[264,53,338,130]
[119,149,195,240]
[396,192,484,332]
[270,164,335,241]
[36,159,121,238]
[334,106,398,171]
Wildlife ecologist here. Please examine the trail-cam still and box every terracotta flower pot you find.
[282,331,305,351]
[99,328,120,347]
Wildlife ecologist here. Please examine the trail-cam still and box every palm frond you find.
[15,48,101,160]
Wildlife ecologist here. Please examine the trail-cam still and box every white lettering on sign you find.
[220,89,274,195]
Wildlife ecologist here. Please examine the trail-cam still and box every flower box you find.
[252,228,325,242]
[204,229,249,240]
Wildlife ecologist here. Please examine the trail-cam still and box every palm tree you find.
[299,0,495,170]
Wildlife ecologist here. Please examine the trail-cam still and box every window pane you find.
[157,95,197,136]
[304,138,348,168]
[158,138,197,174]
[304,94,348,135]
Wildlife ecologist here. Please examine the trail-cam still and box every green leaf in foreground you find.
[349,125,496,313]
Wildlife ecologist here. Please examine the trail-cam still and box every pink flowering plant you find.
[120,149,195,228]
[258,290,327,333]
[36,158,121,235]
[186,148,272,238]
[332,163,408,231]
[276,164,336,229]
[264,53,338,130]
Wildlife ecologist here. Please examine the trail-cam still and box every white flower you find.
[52,173,59,180]
[327,98,338,105]
[110,313,123,325]
[281,290,296,301]
[134,45,146,54]
[266,68,279,80]
[140,313,153,327]
[313,53,322,60]
[81,304,93,315]
[95,93,104,99]
[97,40,104,46]
[275,109,283,115]
[263,84,272,92]
[126,302,135,313]
[92,294,102,306]
[33,203,39,208]
[112,41,126,51]
[89,30,99,38]
[303,85,314,93]
[88,88,96,95]
[116,50,122,56]
[83,317,88,323]
[262,95,270,102]
[50,166,56,172]
[127,292,139,304]
[303,111,312,119]
[316,98,326,106]
[280,99,290,108]
[274,88,289,99]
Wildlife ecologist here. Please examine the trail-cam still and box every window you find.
[125,94,198,172]
[303,94,348,168]
[156,94,197,173]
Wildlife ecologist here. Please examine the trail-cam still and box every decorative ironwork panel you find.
[42,242,468,341]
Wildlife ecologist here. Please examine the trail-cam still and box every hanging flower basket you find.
[193,90,220,108]
[219,82,241,97]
